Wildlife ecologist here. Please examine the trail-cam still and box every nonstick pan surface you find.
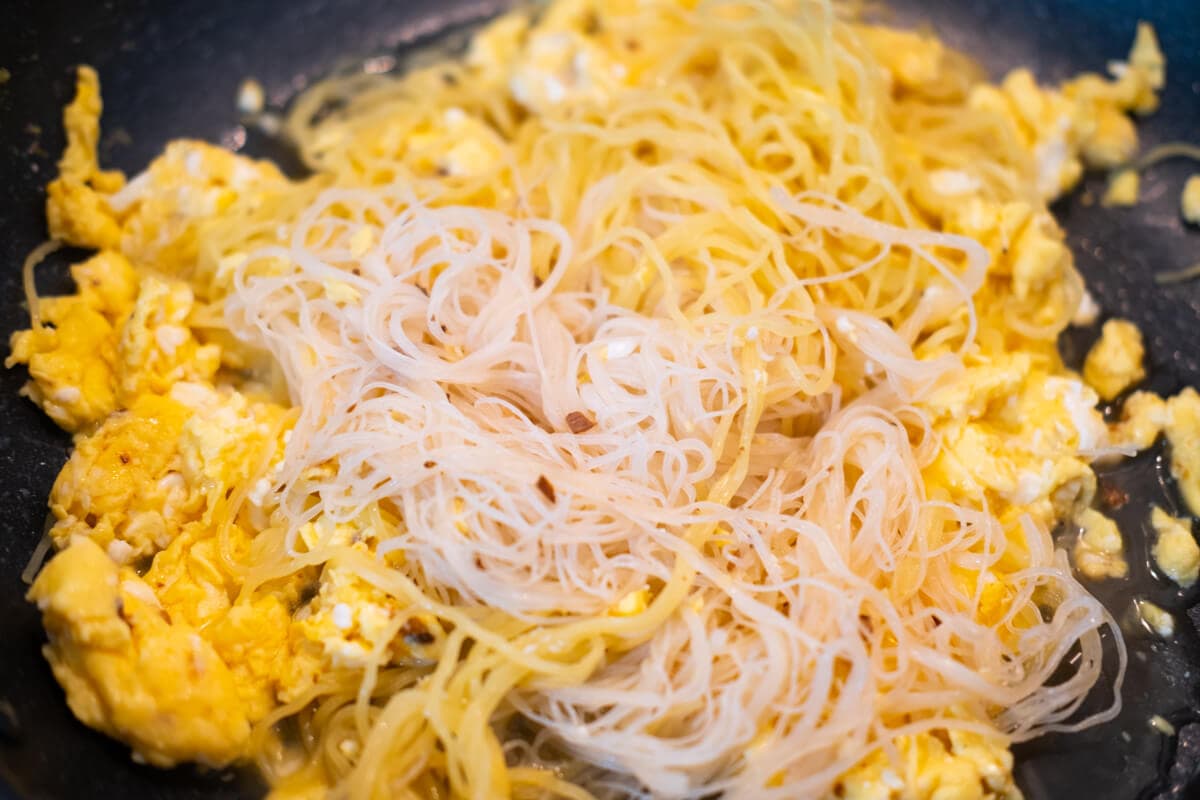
[1,1,1199,797]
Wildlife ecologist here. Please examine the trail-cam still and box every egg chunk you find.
[1073,508,1128,580]
[6,251,137,431]
[44,67,125,249]
[836,728,1020,800]
[1183,175,1200,225]
[1165,388,1200,516]
[925,355,1104,530]
[1103,170,1140,207]
[290,513,440,674]
[1136,599,1175,637]
[398,107,507,178]
[859,26,953,94]
[8,265,220,433]
[1150,507,1199,587]
[109,140,285,278]
[1108,391,1166,452]
[116,277,221,402]
[28,537,250,767]
[206,593,298,720]
[48,393,196,560]
[49,382,288,562]
[963,23,1162,200]
[1083,319,1145,401]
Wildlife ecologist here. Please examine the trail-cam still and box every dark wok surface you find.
[1,1,1199,797]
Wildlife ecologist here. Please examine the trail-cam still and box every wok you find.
[1,1,1198,797]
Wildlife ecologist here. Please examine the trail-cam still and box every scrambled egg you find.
[296,564,419,670]
[963,21,1161,198]
[1083,319,1145,401]
[33,377,302,754]
[476,0,638,113]
[1108,390,1166,451]
[109,140,285,277]
[7,264,225,433]
[1103,170,1140,207]
[292,517,398,669]
[4,70,312,765]
[1073,508,1128,580]
[1183,175,1200,225]
[1136,598,1175,638]
[837,728,1020,800]
[1150,506,1200,587]
[116,277,221,402]
[49,393,196,559]
[287,512,442,678]
[28,537,250,767]
[403,107,507,178]
[924,354,1103,530]
[859,26,954,94]
[1166,388,1200,515]
[205,594,298,720]
[5,251,136,430]
[44,68,126,249]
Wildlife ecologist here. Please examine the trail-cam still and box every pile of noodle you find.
[178,1,1125,797]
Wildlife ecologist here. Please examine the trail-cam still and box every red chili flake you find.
[566,411,595,434]
[536,475,556,503]
[1099,480,1129,510]
[118,453,131,464]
